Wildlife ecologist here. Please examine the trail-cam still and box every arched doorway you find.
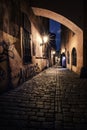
[72,48,77,66]
[60,53,66,68]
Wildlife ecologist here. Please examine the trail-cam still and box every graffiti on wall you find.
[0,40,14,62]
[0,41,15,82]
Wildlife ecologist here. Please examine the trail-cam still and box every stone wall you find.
[0,0,48,93]
[61,25,83,74]
[0,0,22,92]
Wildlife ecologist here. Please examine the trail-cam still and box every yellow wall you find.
[61,31,83,74]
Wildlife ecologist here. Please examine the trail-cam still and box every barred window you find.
[22,12,31,64]
[23,29,31,64]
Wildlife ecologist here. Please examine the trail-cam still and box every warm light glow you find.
[62,48,66,53]
[43,35,49,43]
[32,7,83,73]
[36,35,42,44]
[52,51,55,54]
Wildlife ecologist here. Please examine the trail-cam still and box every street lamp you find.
[52,51,56,55]
[43,35,49,43]
[40,34,49,46]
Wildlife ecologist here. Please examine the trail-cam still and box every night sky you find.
[49,19,61,51]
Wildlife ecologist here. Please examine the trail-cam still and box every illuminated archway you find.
[32,7,83,73]
[32,7,82,34]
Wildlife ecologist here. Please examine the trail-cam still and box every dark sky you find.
[49,19,61,51]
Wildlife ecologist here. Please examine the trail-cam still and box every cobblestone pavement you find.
[0,66,87,130]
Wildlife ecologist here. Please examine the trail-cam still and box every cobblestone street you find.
[0,66,87,130]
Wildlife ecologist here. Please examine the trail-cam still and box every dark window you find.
[22,12,31,64]
[32,42,36,56]
[23,29,31,64]
[67,51,70,64]
[72,48,77,66]
[21,13,31,33]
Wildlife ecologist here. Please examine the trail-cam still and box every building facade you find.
[60,25,83,74]
[0,0,50,93]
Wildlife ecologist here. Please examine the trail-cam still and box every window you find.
[72,48,77,66]
[22,12,31,64]
[32,42,36,56]
[67,51,70,64]
[23,29,31,64]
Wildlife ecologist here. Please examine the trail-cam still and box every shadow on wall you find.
[0,40,14,61]
[80,67,87,78]
[0,40,14,93]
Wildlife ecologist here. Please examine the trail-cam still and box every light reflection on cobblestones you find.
[0,66,87,129]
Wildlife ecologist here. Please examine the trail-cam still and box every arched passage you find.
[32,7,83,73]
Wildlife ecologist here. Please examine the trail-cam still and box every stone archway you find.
[32,7,83,73]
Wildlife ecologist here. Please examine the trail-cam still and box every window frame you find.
[72,48,77,66]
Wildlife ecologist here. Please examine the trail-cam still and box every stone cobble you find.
[0,66,87,130]
[55,67,87,130]
[0,68,56,130]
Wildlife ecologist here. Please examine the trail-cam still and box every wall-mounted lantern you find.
[40,34,49,46]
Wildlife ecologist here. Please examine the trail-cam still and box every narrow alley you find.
[0,66,87,130]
